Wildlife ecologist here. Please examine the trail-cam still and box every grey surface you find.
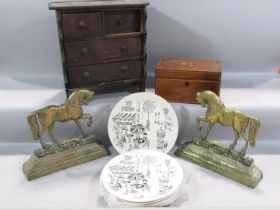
[0,0,279,154]
[1,0,280,77]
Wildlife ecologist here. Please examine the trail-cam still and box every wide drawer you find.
[67,60,142,86]
[104,10,141,34]
[64,36,143,65]
[156,78,220,104]
[61,12,102,41]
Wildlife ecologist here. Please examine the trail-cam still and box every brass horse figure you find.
[196,91,260,156]
[28,89,94,149]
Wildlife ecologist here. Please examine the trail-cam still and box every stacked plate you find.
[100,92,184,206]
[100,150,184,206]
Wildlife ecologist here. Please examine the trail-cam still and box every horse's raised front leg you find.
[202,123,214,140]
[229,130,239,150]
[80,114,93,127]
[196,115,207,130]
[74,119,86,137]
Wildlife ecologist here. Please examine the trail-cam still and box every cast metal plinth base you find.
[175,141,263,188]
[22,135,110,181]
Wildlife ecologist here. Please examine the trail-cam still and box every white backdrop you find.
[1,0,280,78]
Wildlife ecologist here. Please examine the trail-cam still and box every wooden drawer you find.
[156,78,220,104]
[67,60,142,86]
[50,0,149,95]
[104,10,141,34]
[61,12,102,41]
[64,36,142,65]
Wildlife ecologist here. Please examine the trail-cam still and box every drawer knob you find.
[81,47,88,54]
[121,65,128,73]
[117,19,126,25]
[83,71,90,78]
[79,20,88,27]
[185,81,189,86]
[121,44,128,51]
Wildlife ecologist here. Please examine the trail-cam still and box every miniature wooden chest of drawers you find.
[49,0,149,96]
[155,58,221,104]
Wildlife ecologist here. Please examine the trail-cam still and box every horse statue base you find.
[175,137,263,188]
[22,134,110,181]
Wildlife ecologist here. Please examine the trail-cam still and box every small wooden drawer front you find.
[104,10,141,34]
[64,36,142,65]
[61,12,102,41]
[156,78,220,104]
[67,60,142,86]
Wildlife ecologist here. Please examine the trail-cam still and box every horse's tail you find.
[248,117,260,147]
[27,112,40,140]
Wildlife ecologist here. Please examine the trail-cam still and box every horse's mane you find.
[65,88,92,106]
[65,89,81,105]
[204,91,225,108]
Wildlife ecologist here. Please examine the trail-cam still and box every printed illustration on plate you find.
[101,150,183,203]
[108,93,178,153]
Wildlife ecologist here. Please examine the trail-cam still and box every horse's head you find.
[78,89,94,105]
[196,91,222,109]
[65,89,94,108]
[196,91,208,108]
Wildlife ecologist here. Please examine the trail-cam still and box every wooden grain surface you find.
[67,60,142,85]
[104,10,141,34]
[64,36,143,65]
[62,12,102,41]
[155,57,221,104]
[49,0,149,10]
[156,58,221,80]
[155,78,221,104]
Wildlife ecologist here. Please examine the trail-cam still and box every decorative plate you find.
[108,92,178,153]
[100,150,184,203]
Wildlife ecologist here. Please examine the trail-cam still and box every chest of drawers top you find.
[49,0,149,10]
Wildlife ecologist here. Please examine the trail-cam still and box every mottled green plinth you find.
[175,140,263,188]
[22,135,110,181]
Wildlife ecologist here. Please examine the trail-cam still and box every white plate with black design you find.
[108,92,178,154]
[100,150,184,204]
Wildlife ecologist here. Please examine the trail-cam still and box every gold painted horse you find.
[196,90,260,156]
[28,89,94,149]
